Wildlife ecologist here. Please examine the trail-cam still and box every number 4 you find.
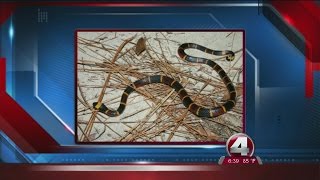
[230,137,249,156]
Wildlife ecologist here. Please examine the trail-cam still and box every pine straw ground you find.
[77,32,243,142]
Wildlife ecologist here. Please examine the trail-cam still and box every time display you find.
[222,157,260,165]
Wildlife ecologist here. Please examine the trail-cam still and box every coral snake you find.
[93,43,237,118]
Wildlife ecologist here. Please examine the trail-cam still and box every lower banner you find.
[0,164,319,180]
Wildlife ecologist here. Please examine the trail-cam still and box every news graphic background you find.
[0,2,320,163]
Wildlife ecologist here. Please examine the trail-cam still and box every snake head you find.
[93,102,107,112]
[93,102,100,110]
[226,52,235,61]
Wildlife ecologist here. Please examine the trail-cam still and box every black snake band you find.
[93,43,237,118]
